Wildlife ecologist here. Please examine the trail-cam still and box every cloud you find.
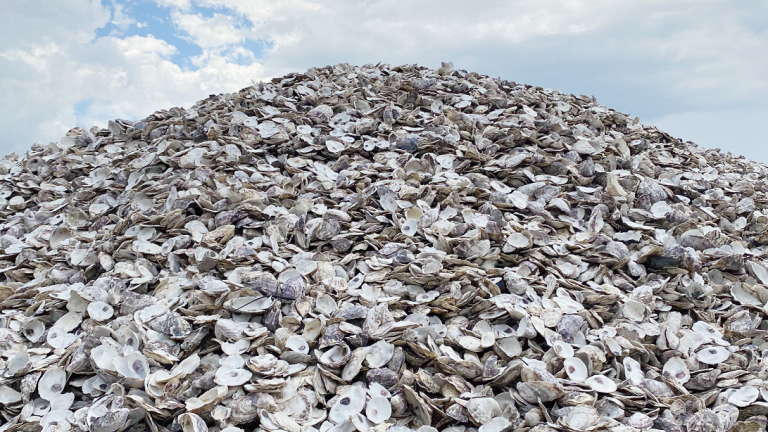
[111,1,136,32]
[187,0,767,116]
[1,0,768,162]
[0,0,266,156]
[171,11,249,48]
[154,0,192,10]
[0,43,62,73]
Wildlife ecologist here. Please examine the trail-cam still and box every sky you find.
[1,0,767,162]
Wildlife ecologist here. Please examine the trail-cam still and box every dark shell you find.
[67,336,101,373]
[577,157,595,177]
[544,161,569,176]
[120,292,157,316]
[308,105,334,124]
[395,136,419,152]
[148,312,192,339]
[264,302,282,332]
[180,326,210,352]
[280,351,315,364]
[20,371,41,403]
[244,272,279,297]
[90,408,129,432]
[646,254,680,270]
[319,324,344,349]
[516,381,565,403]
[390,249,414,264]
[315,218,341,241]
[366,367,399,389]
[445,403,469,423]
[277,276,305,300]
[556,315,584,343]
[684,409,720,432]
[685,369,721,391]
[191,370,216,391]
[713,254,743,271]
[335,305,368,320]
[388,347,406,374]
[330,237,352,253]
[345,333,369,348]
[215,210,247,228]
[483,355,500,378]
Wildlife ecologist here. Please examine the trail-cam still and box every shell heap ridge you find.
[1,62,768,432]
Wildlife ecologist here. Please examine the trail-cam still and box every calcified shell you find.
[7,351,30,376]
[186,386,228,413]
[562,406,599,430]
[224,296,274,313]
[178,413,208,432]
[221,339,249,356]
[729,385,759,407]
[366,340,394,368]
[465,397,501,425]
[365,396,392,424]
[585,375,617,393]
[284,334,310,354]
[50,393,74,411]
[696,346,730,364]
[478,417,511,432]
[215,367,253,386]
[114,352,150,379]
[627,412,653,430]
[663,356,690,384]
[0,386,22,404]
[38,367,66,401]
[329,386,366,424]
[40,410,72,430]
[320,344,351,368]
[713,404,739,432]
[21,319,45,342]
[55,312,83,332]
[692,321,724,341]
[32,397,51,415]
[623,357,644,385]
[563,357,588,382]
[87,301,114,321]
[47,326,78,349]
[496,337,522,358]
[91,345,119,372]
[552,340,574,358]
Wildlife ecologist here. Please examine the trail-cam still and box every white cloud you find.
[114,34,178,58]
[111,1,136,31]
[0,43,62,73]
[154,0,192,10]
[171,11,248,48]
[0,0,266,156]
[2,0,768,162]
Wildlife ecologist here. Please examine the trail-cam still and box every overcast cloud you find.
[1,0,767,161]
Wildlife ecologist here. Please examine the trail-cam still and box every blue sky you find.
[94,0,203,62]
[93,0,273,68]
[2,0,768,162]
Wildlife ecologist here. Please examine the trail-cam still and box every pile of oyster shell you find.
[1,62,768,432]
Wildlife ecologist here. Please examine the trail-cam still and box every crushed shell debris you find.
[2,62,768,432]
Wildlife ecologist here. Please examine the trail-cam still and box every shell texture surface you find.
[2,62,768,432]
